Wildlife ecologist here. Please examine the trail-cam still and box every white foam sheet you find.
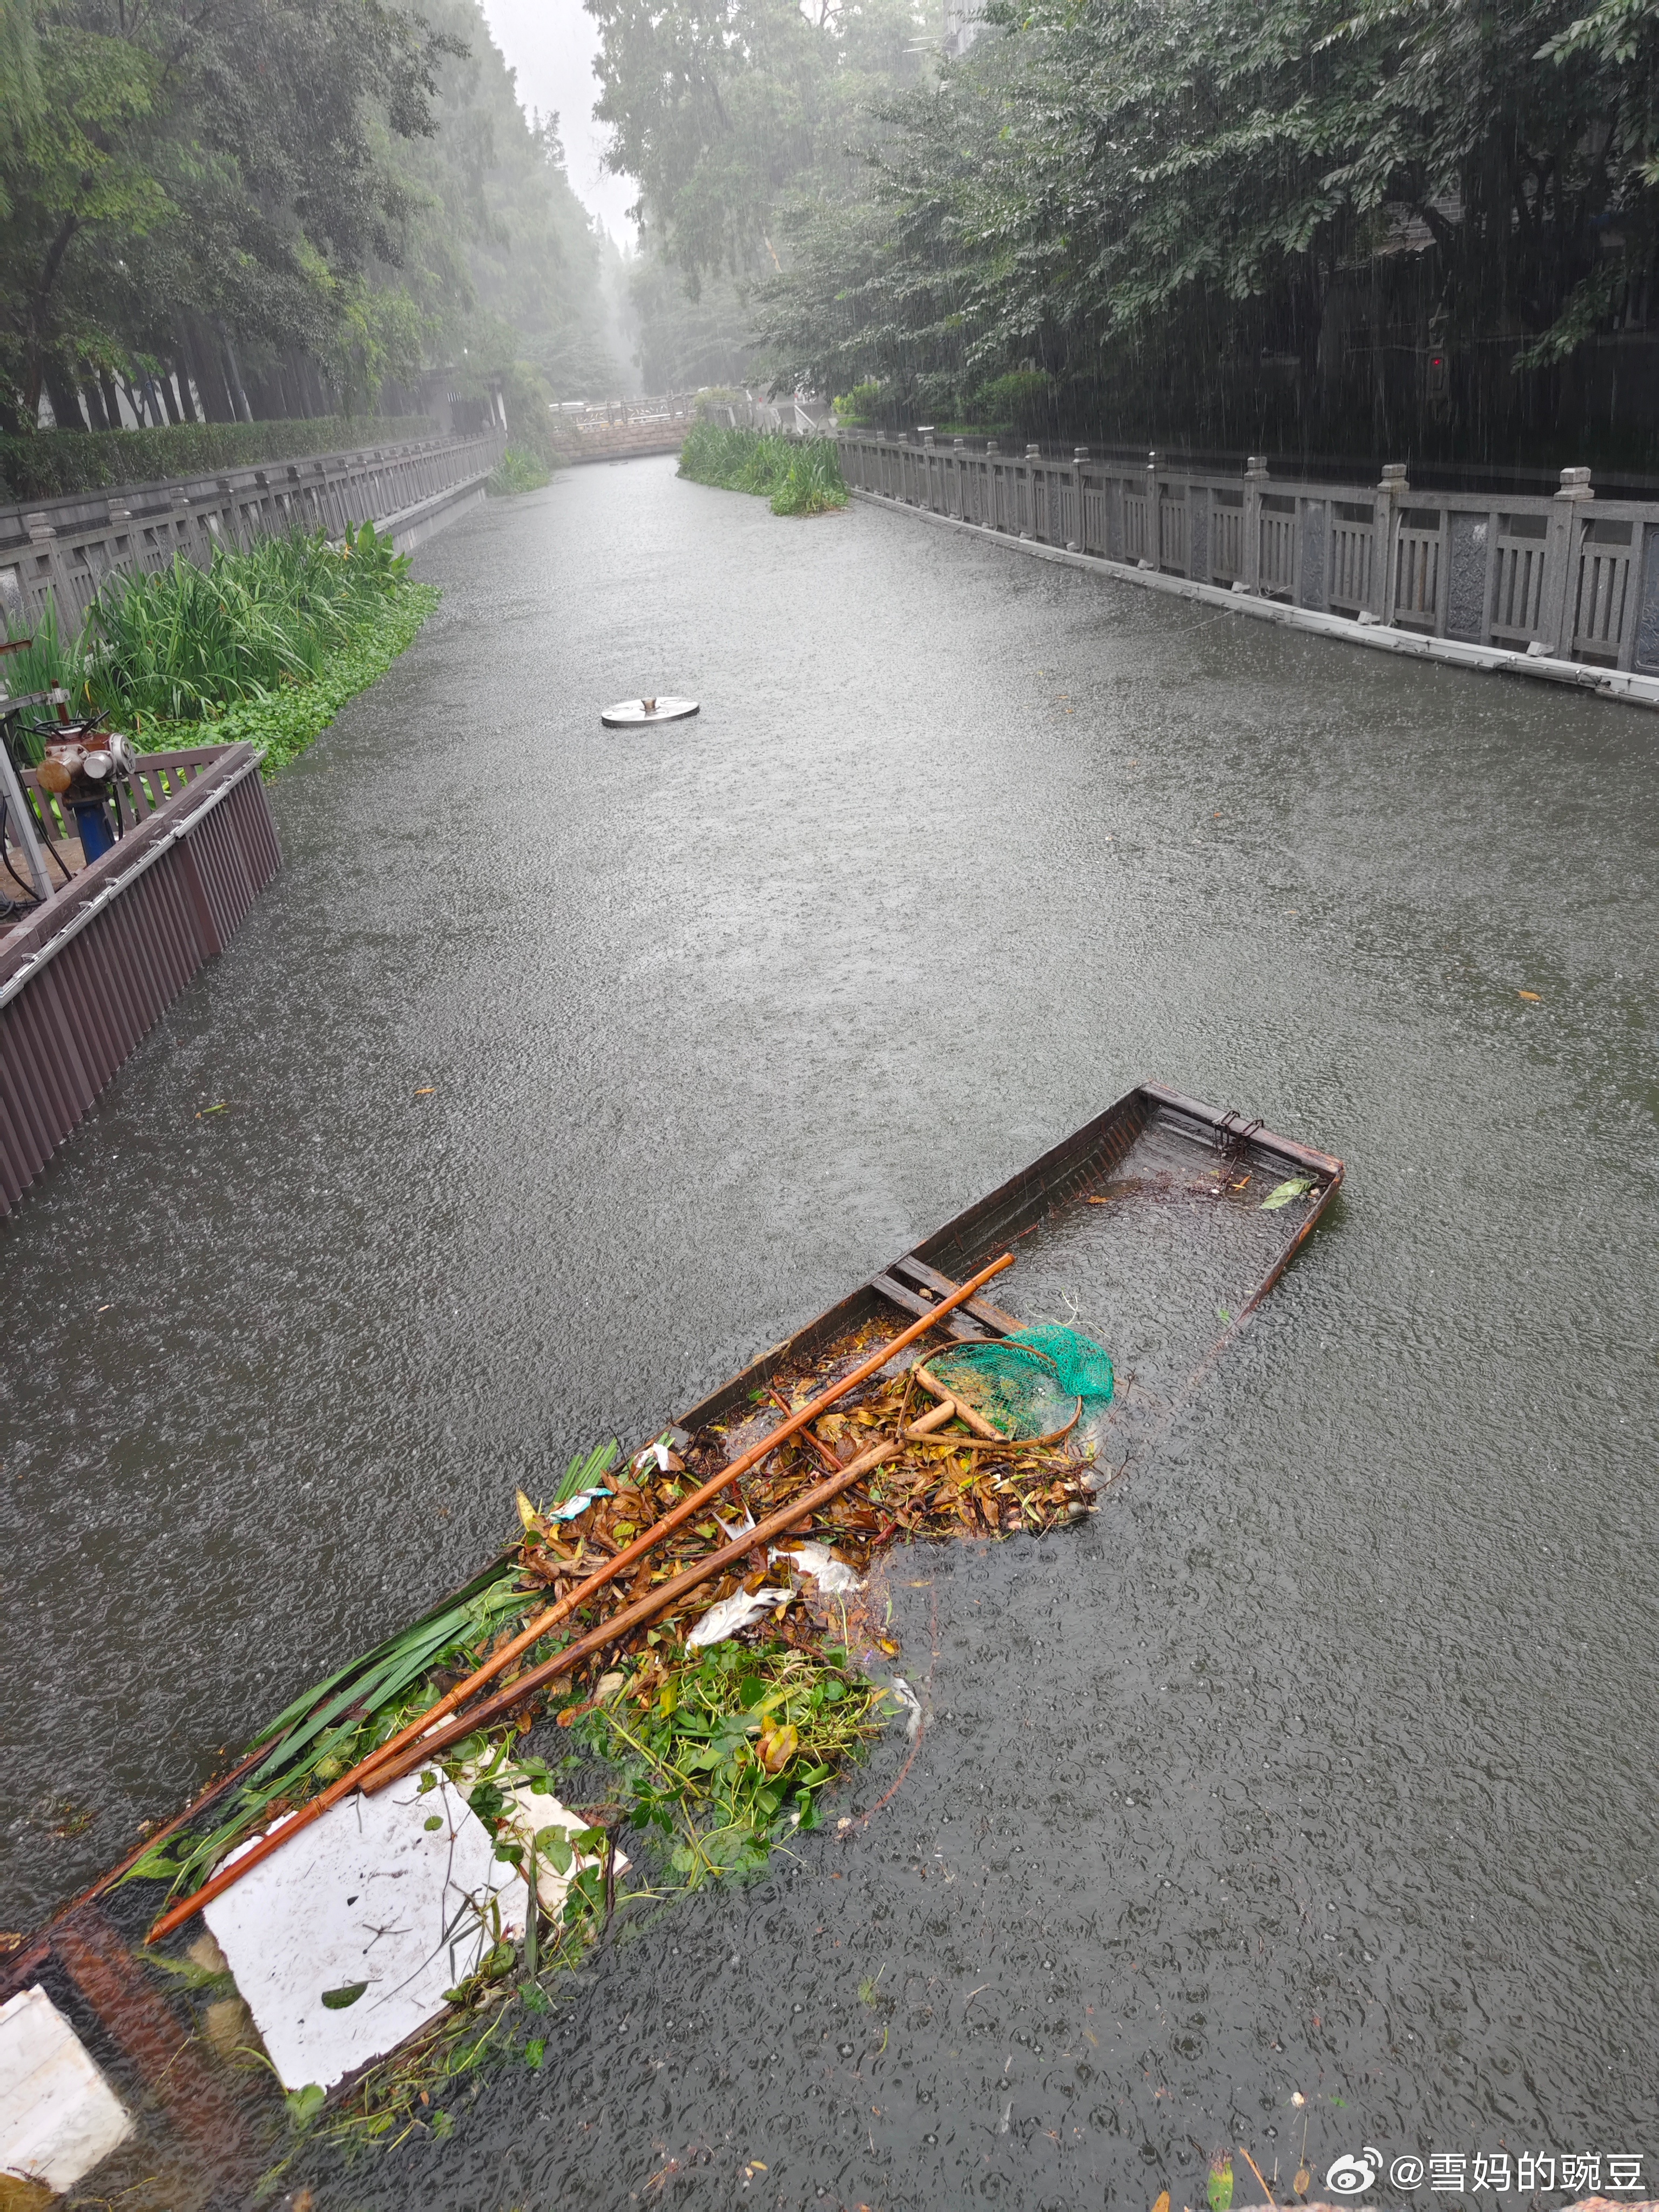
[203,1776,621,2092]
[0,1984,133,2191]
[490,1782,625,1918]
[204,1776,521,2091]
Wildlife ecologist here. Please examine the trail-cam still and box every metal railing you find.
[836,434,1659,676]
[551,395,698,431]
[0,741,281,1214]
[0,428,505,636]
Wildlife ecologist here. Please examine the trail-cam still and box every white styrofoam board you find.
[0,1983,133,2192]
[203,1773,616,2092]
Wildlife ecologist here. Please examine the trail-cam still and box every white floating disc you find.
[601,696,700,727]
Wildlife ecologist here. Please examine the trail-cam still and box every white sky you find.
[479,0,638,243]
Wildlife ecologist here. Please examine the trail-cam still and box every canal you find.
[3,455,1656,2208]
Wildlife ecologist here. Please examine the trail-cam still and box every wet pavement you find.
[2,455,1657,2208]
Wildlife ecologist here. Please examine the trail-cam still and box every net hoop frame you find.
[917,1343,1084,1447]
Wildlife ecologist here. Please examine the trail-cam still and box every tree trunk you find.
[282,348,313,417]
[217,325,254,422]
[127,365,160,426]
[171,362,200,423]
[82,379,111,431]
[100,371,125,429]
[183,321,235,422]
[42,360,88,431]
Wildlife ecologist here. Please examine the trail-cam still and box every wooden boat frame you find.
[0,1077,1343,2183]
[677,1078,1344,1434]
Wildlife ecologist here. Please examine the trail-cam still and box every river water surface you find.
[3,457,1656,2210]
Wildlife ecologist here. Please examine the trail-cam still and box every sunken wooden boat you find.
[0,1080,1341,2203]
[680,1077,1342,1440]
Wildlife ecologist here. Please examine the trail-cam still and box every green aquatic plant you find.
[88,523,413,725]
[485,444,554,495]
[565,1639,884,1887]
[554,1436,619,1506]
[0,594,82,755]
[156,585,439,773]
[5,523,434,773]
[676,422,847,516]
[768,438,848,516]
[122,1553,541,1903]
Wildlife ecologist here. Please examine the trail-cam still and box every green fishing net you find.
[923,1324,1115,1443]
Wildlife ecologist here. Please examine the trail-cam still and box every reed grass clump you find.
[485,444,553,495]
[677,422,847,516]
[92,522,415,724]
[3,522,436,773]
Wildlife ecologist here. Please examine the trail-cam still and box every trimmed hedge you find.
[0,416,438,504]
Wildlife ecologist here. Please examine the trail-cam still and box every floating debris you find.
[599,695,699,727]
[1259,1176,1314,1210]
[42,1082,1343,2195]
[686,1586,793,1648]
[0,1985,134,2194]
[769,1540,863,1595]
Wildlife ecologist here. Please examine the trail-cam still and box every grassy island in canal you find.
[677,423,848,516]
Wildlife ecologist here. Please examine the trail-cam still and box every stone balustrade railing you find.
[837,433,1659,679]
[0,427,506,635]
[552,394,698,431]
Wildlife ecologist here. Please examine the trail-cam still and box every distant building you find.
[942,0,984,58]
[415,369,506,439]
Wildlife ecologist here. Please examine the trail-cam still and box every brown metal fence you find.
[0,743,280,1213]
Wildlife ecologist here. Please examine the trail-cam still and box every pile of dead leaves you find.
[510,1340,1097,1674]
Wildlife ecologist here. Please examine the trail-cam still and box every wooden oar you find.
[145,1437,899,1944]
[141,1250,1012,1943]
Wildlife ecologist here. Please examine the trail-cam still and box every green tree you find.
[390,8,619,398]
[588,0,928,389]
[0,0,459,430]
[756,0,1659,457]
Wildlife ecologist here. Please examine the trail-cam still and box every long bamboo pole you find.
[343,1249,1007,1795]
[145,1437,899,1945]
[347,1248,1010,1800]
[142,1252,1011,1944]
[359,1433,901,1790]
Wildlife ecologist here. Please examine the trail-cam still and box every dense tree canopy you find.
[588,0,1659,456]
[0,0,620,438]
[589,0,930,390]
[754,0,1659,455]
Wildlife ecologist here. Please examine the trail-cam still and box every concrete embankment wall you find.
[840,432,1659,712]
